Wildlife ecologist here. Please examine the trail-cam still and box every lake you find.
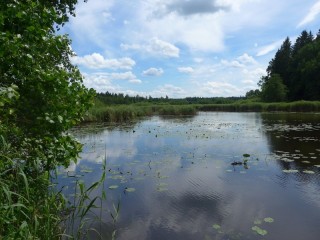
[57,112,320,240]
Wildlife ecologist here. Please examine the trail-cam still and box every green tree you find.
[260,74,287,102]
[291,37,320,100]
[267,37,292,89]
[245,89,261,99]
[0,0,94,169]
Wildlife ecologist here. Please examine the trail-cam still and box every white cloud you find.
[178,67,194,74]
[297,1,320,27]
[121,38,180,58]
[72,53,135,70]
[81,71,141,92]
[129,79,142,84]
[142,68,164,76]
[164,0,230,16]
[202,81,244,96]
[137,1,226,52]
[221,59,245,68]
[256,40,283,56]
[149,38,180,57]
[153,84,186,98]
[237,53,257,64]
[67,0,115,49]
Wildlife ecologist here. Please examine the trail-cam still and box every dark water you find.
[58,112,320,240]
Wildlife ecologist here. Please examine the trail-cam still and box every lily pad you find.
[283,169,299,173]
[254,219,262,225]
[212,224,221,230]
[252,226,268,236]
[157,183,168,187]
[264,217,274,223]
[314,165,320,168]
[157,187,168,192]
[303,170,315,174]
[109,185,119,190]
[243,154,250,158]
[125,187,136,192]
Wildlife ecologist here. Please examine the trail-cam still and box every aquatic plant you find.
[251,226,268,236]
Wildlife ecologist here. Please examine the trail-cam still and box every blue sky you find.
[62,0,320,98]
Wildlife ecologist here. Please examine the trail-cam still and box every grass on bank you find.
[84,100,320,123]
[0,135,109,240]
[84,99,197,122]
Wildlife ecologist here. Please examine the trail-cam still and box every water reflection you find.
[58,112,320,240]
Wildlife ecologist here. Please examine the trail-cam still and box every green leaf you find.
[125,187,135,192]
[252,226,268,236]
[264,217,274,223]
[212,224,221,230]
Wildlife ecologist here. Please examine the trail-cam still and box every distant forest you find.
[96,92,243,105]
[249,29,320,102]
[98,29,320,104]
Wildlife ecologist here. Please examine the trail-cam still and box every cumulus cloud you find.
[153,84,186,97]
[297,1,320,27]
[221,53,257,68]
[121,38,180,58]
[149,38,180,57]
[178,67,194,74]
[81,71,141,92]
[72,53,135,70]
[202,81,243,96]
[142,68,164,76]
[237,53,257,65]
[221,59,245,68]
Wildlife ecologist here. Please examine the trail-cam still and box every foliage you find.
[0,0,95,169]
[261,29,320,101]
[260,74,288,102]
[96,92,243,105]
[1,0,95,239]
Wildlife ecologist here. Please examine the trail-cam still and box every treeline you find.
[97,92,243,105]
[257,29,320,102]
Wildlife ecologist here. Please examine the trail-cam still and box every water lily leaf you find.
[125,187,136,192]
[252,226,268,236]
[109,185,119,190]
[314,165,320,168]
[212,224,221,230]
[283,169,299,173]
[254,219,262,225]
[159,175,169,179]
[264,217,274,223]
[157,187,168,192]
[157,183,168,187]
[302,161,311,164]
[303,170,315,174]
[243,153,250,158]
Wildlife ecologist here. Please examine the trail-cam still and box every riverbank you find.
[84,100,320,123]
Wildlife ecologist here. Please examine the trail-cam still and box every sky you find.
[61,0,320,98]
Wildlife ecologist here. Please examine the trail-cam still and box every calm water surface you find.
[58,112,320,240]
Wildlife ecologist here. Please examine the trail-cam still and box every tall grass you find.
[197,101,320,113]
[85,100,320,123]
[0,139,66,239]
[0,135,113,240]
[84,100,197,123]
